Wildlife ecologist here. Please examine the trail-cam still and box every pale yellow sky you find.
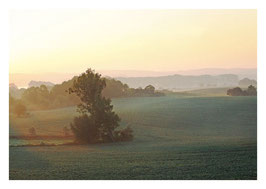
[9,9,257,74]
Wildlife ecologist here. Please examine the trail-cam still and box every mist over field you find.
[9,95,257,179]
[10,68,256,88]
[9,73,257,179]
[9,9,257,180]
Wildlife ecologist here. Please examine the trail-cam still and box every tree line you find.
[10,69,136,144]
[10,76,164,111]
[227,85,257,96]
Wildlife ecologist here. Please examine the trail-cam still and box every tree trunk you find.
[108,129,114,142]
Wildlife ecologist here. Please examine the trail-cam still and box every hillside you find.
[10,96,257,179]
[10,96,257,142]
[9,76,164,111]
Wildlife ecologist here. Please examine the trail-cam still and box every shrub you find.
[70,114,99,144]
[114,126,134,142]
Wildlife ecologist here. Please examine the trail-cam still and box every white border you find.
[1,0,265,188]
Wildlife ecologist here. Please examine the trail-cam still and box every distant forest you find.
[227,85,257,96]
[9,75,257,112]
[116,75,257,90]
[9,77,164,111]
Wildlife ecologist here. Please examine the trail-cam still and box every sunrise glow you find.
[9,9,257,74]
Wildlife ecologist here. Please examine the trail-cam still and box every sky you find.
[9,9,257,76]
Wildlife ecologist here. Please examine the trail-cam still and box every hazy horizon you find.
[9,9,257,88]
[9,9,257,180]
[10,67,257,88]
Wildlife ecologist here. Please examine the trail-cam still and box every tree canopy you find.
[227,85,257,96]
[69,69,133,144]
[11,76,163,111]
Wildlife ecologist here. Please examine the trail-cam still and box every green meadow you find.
[9,95,257,179]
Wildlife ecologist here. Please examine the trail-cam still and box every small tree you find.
[227,87,243,96]
[69,69,133,144]
[14,102,26,117]
[246,85,257,96]
[144,85,155,94]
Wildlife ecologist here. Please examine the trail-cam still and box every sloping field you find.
[9,96,257,179]
[183,87,229,96]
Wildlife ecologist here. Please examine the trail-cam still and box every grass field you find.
[9,95,257,179]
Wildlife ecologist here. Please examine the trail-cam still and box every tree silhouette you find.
[227,85,257,96]
[227,87,243,96]
[246,85,257,96]
[144,85,155,94]
[69,68,133,144]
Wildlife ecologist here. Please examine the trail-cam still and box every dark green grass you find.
[9,96,257,180]
[9,143,256,180]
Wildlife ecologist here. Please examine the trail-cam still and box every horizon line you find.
[9,67,257,75]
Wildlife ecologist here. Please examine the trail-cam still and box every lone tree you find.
[144,85,155,94]
[69,69,133,144]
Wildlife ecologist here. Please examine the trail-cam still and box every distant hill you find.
[9,68,256,88]
[116,74,239,90]
[239,78,257,87]
[99,68,256,80]
[28,80,55,88]
[172,68,257,80]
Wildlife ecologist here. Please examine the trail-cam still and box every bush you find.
[227,85,257,96]
[70,114,99,144]
[114,126,134,142]
[246,85,257,96]
[227,87,243,96]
